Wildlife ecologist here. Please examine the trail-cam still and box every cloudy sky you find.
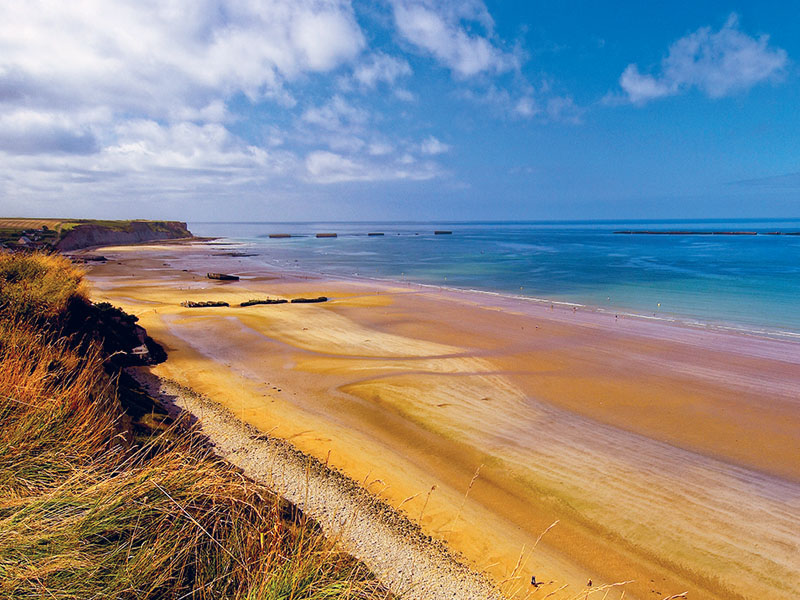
[1,0,797,221]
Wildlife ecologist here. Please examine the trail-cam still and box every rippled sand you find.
[85,242,800,600]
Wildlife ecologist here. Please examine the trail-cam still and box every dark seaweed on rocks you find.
[240,298,289,306]
[181,300,230,308]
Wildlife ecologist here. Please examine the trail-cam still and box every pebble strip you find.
[132,370,506,600]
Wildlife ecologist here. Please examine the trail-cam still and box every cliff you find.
[56,220,192,250]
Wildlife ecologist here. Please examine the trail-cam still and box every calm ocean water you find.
[190,219,800,337]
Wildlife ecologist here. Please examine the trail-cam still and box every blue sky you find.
[0,1,797,221]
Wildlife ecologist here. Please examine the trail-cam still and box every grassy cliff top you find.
[0,251,390,600]
[0,218,190,248]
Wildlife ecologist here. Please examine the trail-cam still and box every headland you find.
[0,218,192,251]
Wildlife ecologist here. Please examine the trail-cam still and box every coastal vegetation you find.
[0,251,390,599]
[0,219,191,251]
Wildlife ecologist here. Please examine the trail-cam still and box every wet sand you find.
[85,241,800,600]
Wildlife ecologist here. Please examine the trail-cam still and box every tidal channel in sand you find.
[85,241,800,600]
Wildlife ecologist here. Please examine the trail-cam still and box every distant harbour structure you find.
[316,233,337,238]
[367,232,385,236]
[434,230,453,235]
[268,233,291,238]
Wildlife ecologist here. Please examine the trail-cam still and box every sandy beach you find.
[84,241,800,600]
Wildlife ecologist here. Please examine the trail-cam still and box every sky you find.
[0,0,798,222]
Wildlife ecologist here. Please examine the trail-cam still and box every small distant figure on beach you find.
[531,575,543,587]
[587,579,593,587]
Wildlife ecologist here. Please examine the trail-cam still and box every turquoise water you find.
[190,219,800,337]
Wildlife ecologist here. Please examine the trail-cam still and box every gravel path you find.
[132,369,505,600]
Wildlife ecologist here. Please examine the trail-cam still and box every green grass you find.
[0,251,391,600]
[0,219,188,247]
[0,227,58,245]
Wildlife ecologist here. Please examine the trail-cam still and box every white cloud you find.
[353,53,412,89]
[104,121,276,173]
[325,135,366,153]
[394,88,417,102]
[545,96,582,124]
[170,100,232,124]
[390,0,516,77]
[305,150,439,183]
[618,14,788,105]
[420,135,450,155]
[305,151,373,182]
[0,120,299,209]
[368,142,394,156]
[0,0,517,213]
[0,1,365,118]
[617,65,674,104]
[514,97,539,118]
[0,0,376,209]
[302,96,370,132]
[0,110,99,155]
[461,85,581,124]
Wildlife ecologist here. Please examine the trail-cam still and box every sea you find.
[189,219,800,339]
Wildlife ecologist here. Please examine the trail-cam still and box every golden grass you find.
[0,252,87,320]
[0,251,392,600]
[0,218,67,229]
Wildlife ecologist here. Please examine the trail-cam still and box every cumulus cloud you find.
[367,142,394,156]
[390,0,516,77]
[103,121,280,174]
[0,1,366,118]
[420,136,450,155]
[0,110,99,155]
[0,0,535,214]
[514,97,539,118]
[618,14,788,104]
[0,0,374,206]
[352,53,412,89]
[461,85,581,124]
[302,96,370,132]
[394,88,417,102]
[305,150,439,183]
[0,119,299,212]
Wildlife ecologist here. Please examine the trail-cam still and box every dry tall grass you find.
[0,251,391,600]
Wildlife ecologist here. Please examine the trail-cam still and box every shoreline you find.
[217,237,800,344]
[82,240,800,600]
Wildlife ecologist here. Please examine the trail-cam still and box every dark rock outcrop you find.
[87,301,167,365]
[240,298,288,306]
[181,300,230,308]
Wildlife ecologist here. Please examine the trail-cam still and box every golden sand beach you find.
[85,241,800,600]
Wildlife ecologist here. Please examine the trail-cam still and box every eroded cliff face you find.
[56,221,192,251]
